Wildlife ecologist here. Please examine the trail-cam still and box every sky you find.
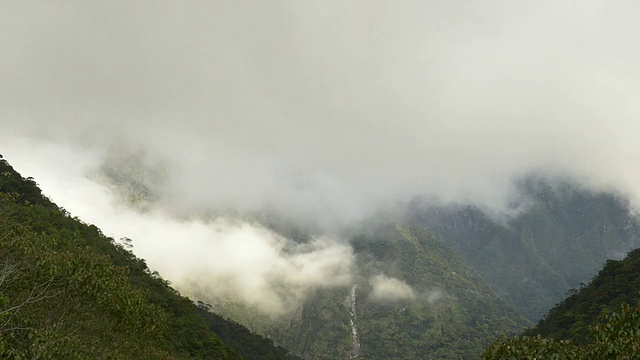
[2,0,640,314]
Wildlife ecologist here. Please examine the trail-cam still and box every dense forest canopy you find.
[483,248,640,359]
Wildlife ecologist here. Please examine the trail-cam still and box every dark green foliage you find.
[413,176,640,321]
[483,335,578,359]
[272,287,356,360]
[351,224,529,359]
[0,160,58,208]
[484,245,640,359]
[526,248,640,345]
[483,302,640,359]
[194,302,302,360]
[0,199,174,359]
[0,158,295,359]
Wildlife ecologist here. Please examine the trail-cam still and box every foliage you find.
[484,243,640,359]
[0,201,172,359]
[352,224,529,359]
[194,302,303,360]
[0,161,58,208]
[483,302,640,359]
[0,158,296,359]
[211,222,529,359]
[413,176,640,321]
[525,248,640,344]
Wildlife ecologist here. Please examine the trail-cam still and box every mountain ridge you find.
[207,220,530,359]
[0,157,301,359]
[412,176,640,321]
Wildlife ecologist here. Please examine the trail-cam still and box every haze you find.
[2,1,640,314]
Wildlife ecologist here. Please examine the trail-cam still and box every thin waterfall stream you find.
[346,284,360,358]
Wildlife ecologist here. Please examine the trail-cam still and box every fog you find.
[3,1,640,314]
[369,274,416,303]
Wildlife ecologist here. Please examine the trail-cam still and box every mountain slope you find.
[0,157,300,359]
[525,247,640,344]
[351,223,530,359]
[413,177,640,321]
[483,247,640,359]
[210,222,530,360]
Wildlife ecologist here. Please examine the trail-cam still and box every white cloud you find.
[3,1,640,223]
[3,0,640,313]
[369,274,416,303]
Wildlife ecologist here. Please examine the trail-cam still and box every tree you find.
[483,302,640,359]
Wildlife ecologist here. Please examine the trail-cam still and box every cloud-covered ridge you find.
[3,1,640,223]
[3,1,640,314]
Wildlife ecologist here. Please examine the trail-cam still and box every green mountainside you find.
[525,248,640,344]
[412,177,640,321]
[9,152,637,359]
[92,151,532,359]
[0,157,301,359]
[210,222,530,360]
[483,247,640,359]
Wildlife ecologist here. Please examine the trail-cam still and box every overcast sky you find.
[3,1,640,219]
[2,1,640,313]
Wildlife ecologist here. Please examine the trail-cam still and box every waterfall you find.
[345,284,360,358]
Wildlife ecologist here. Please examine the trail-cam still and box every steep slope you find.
[525,248,640,344]
[0,158,301,359]
[483,247,640,359]
[211,222,530,360]
[413,177,640,321]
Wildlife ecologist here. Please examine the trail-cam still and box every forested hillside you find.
[210,222,530,359]
[0,157,300,359]
[483,247,640,359]
[8,152,637,359]
[413,177,640,321]
[526,248,640,344]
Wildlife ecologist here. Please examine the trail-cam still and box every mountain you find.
[525,247,640,345]
[11,152,636,359]
[483,247,640,359]
[412,176,640,321]
[0,157,301,359]
[91,151,532,358]
[209,221,530,360]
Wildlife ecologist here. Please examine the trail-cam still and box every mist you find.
[368,273,416,304]
[3,1,640,314]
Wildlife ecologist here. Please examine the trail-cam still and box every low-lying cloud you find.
[151,222,354,315]
[1,141,354,316]
[3,1,640,314]
[369,273,416,303]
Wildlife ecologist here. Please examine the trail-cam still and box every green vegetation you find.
[195,302,302,360]
[483,247,640,358]
[0,158,300,359]
[352,224,529,359]
[413,177,640,321]
[484,303,640,359]
[526,248,640,344]
[9,154,638,359]
[212,222,530,359]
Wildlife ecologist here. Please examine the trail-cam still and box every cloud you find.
[146,221,355,315]
[0,140,353,316]
[369,273,416,303]
[3,1,640,224]
[3,1,640,312]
